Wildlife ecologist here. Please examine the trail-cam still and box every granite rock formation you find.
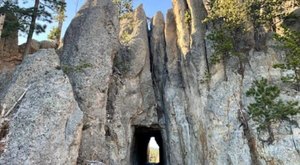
[0,0,299,165]
[60,0,120,163]
[0,49,83,164]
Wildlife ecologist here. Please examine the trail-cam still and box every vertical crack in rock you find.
[238,76,261,165]
[149,2,209,162]
[149,11,170,165]
[171,0,209,164]
[0,0,299,164]
[104,4,158,164]
[149,11,168,125]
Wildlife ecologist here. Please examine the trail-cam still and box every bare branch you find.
[2,85,31,118]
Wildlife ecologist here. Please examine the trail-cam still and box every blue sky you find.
[19,0,172,44]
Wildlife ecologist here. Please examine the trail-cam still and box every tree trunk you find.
[267,123,275,144]
[55,0,65,47]
[23,0,39,57]
[223,53,228,81]
[55,20,63,47]
[0,14,5,38]
[295,68,300,91]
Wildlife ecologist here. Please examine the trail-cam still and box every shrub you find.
[48,27,60,40]
[184,10,191,25]
[62,63,92,74]
[246,78,300,144]
[120,31,131,44]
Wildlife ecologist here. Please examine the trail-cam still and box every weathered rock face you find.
[151,1,209,164]
[18,39,57,55]
[108,5,158,164]
[0,14,55,93]
[0,17,22,93]
[150,1,300,165]
[203,48,300,165]
[60,0,119,163]
[0,49,83,164]
[0,0,299,164]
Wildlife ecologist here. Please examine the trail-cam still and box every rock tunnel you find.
[131,126,165,165]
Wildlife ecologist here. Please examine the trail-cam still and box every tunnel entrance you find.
[131,126,165,165]
[148,137,160,163]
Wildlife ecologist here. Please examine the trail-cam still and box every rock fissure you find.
[238,74,261,165]
[0,0,299,165]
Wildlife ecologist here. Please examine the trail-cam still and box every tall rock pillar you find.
[60,0,120,163]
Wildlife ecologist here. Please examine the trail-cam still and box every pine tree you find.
[0,0,20,38]
[23,0,40,56]
[0,0,65,55]
[274,28,300,90]
[48,0,65,47]
[246,78,300,144]
[23,0,66,56]
[204,0,248,80]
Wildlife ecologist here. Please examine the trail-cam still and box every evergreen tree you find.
[0,0,65,55]
[204,0,300,74]
[246,78,300,144]
[23,0,65,55]
[48,0,65,47]
[204,0,248,80]
[274,28,300,90]
[0,0,20,38]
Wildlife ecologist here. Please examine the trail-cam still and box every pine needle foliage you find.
[204,0,299,63]
[48,27,60,40]
[0,0,66,35]
[204,0,247,64]
[246,0,288,30]
[246,78,300,144]
[273,28,300,90]
[0,1,23,37]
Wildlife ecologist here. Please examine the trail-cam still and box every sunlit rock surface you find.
[0,0,299,164]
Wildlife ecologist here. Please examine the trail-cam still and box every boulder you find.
[18,39,40,55]
[0,49,83,164]
[18,40,56,56]
[39,40,57,49]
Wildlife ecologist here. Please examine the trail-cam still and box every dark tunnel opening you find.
[131,126,165,165]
